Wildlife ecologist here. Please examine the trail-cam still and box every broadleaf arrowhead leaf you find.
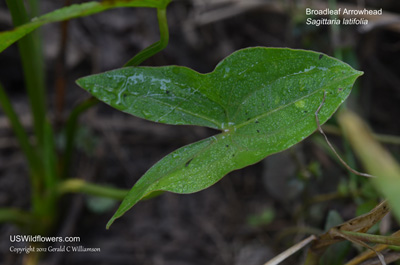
[76,47,363,228]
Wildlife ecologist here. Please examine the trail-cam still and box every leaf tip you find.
[75,77,85,88]
[106,216,117,229]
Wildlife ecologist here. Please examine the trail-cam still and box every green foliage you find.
[3,1,388,264]
[77,47,362,227]
[0,0,173,247]
[0,0,171,53]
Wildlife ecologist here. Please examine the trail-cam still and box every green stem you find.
[124,8,169,67]
[43,120,58,192]
[27,0,40,17]
[0,208,33,227]
[6,0,46,147]
[0,82,40,174]
[341,231,400,246]
[58,179,128,200]
[0,83,43,212]
[62,97,98,179]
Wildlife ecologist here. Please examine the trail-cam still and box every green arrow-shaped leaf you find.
[76,47,362,228]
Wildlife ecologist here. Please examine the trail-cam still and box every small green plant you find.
[76,47,362,228]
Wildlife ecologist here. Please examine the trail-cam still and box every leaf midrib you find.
[230,73,357,131]
[140,93,223,129]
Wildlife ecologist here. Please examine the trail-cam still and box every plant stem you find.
[27,0,40,17]
[6,0,54,232]
[124,8,169,67]
[43,120,58,192]
[58,179,128,200]
[6,0,46,147]
[341,231,400,246]
[54,0,72,124]
[0,82,40,174]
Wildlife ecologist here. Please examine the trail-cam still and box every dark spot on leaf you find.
[319,54,323,60]
[225,145,229,148]
[166,90,170,94]
[232,154,235,157]
[255,120,259,124]
[256,130,260,133]
[185,159,193,167]
[338,87,343,91]
[247,118,250,121]
[303,110,308,113]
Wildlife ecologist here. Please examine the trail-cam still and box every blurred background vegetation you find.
[0,0,400,264]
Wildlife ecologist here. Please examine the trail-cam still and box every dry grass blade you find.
[310,200,390,251]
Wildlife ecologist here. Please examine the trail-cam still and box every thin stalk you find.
[62,97,98,179]
[6,0,46,147]
[55,0,72,124]
[43,121,58,192]
[0,83,44,216]
[27,0,40,18]
[58,179,128,200]
[124,8,169,67]
[6,0,48,224]
[341,231,400,246]
[36,121,57,232]
[0,82,39,174]
[27,0,44,80]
